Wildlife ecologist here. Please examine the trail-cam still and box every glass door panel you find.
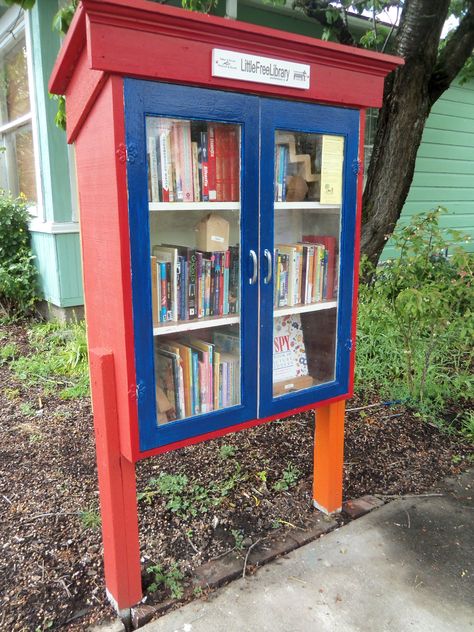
[125,80,259,453]
[259,97,359,419]
[145,116,242,425]
[272,129,343,397]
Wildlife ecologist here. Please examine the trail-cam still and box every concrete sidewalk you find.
[141,470,473,632]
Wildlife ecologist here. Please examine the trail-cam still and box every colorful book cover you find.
[192,141,200,202]
[303,235,337,300]
[150,256,158,328]
[228,246,239,314]
[153,246,179,322]
[158,261,167,322]
[273,314,309,383]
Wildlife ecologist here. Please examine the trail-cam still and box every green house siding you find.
[30,231,83,306]
[383,79,474,258]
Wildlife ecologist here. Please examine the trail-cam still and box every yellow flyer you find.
[320,135,344,204]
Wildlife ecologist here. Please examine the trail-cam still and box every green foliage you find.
[219,444,236,460]
[273,464,301,492]
[181,0,217,12]
[146,563,184,598]
[356,208,474,425]
[10,320,90,399]
[79,508,101,530]
[0,342,18,364]
[4,0,36,8]
[460,410,474,443]
[231,528,245,550]
[138,464,246,518]
[0,193,39,317]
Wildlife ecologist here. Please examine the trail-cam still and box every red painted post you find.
[313,400,346,514]
[89,349,142,611]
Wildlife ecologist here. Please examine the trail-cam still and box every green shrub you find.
[11,320,90,399]
[356,207,474,426]
[0,193,39,317]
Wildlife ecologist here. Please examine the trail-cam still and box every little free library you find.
[49,0,402,613]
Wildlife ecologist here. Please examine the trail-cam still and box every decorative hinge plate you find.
[352,159,362,176]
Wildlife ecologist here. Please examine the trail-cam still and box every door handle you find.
[249,249,257,285]
[263,249,272,284]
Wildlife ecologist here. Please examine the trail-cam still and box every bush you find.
[0,193,39,317]
[356,207,474,428]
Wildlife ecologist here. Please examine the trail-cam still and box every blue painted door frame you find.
[124,80,359,452]
[258,98,359,419]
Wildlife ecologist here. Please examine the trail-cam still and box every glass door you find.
[259,98,359,419]
[125,81,259,452]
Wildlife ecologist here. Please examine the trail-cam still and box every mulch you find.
[0,323,472,631]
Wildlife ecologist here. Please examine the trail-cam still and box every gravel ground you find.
[0,323,472,631]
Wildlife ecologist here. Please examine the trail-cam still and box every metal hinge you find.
[345,338,353,352]
[352,159,362,176]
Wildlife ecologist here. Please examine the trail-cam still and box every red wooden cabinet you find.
[50,0,401,610]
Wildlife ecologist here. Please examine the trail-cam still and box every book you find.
[303,235,337,300]
[154,349,179,423]
[208,124,217,201]
[153,246,179,322]
[273,314,309,383]
[200,131,209,202]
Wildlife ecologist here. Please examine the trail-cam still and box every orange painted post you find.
[313,400,346,514]
[89,349,142,612]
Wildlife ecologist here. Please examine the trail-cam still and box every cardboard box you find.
[195,213,229,252]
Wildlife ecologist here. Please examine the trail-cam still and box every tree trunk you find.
[360,0,451,267]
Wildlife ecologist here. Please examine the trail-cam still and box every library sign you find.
[212,49,311,90]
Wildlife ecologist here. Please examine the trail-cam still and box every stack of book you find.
[150,245,239,326]
[273,235,336,308]
[147,118,240,203]
[154,329,240,424]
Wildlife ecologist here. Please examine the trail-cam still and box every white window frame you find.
[0,6,42,217]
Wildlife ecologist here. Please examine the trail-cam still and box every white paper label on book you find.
[211,235,225,243]
[212,49,310,90]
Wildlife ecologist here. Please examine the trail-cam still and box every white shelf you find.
[154,314,239,336]
[149,202,240,212]
[274,202,340,212]
[274,301,337,318]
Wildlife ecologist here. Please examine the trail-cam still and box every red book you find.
[302,235,337,300]
[207,124,217,201]
[215,125,225,202]
[228,127,239,202]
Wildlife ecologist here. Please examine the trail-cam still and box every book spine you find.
[215,125,224,202]
[171,123,183,201]
[150,256,158,327]
[229,246,239,315]
[196,252,204,319]
[192,141,200,202]
[191,351,199,415]
[198,362,207,414]
[166,262,172,320]
[223,249,230,315]
[159,132,171,202]
[215,253,222,316]
[159,262,167,322]
[188,251,197,319]
[204,258,212,317]
[281,146,288,202]
[176,257,182,321]
[148,135,160,203]
[208,124,217,201]
[165,132,174,202]
[228,127,239,202]
[200,131,209,202]
[181,121,194,203]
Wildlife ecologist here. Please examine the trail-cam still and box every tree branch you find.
[293,0,356,46]
[429,0,474,104]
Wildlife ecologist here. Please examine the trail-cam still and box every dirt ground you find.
[0,323,472,631]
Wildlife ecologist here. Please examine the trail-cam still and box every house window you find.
[0,34,37,203]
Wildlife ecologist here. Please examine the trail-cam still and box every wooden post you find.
[313,400,345,514]
[89,349,142,613]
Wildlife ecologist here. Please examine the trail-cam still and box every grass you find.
[9,320,89,399]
